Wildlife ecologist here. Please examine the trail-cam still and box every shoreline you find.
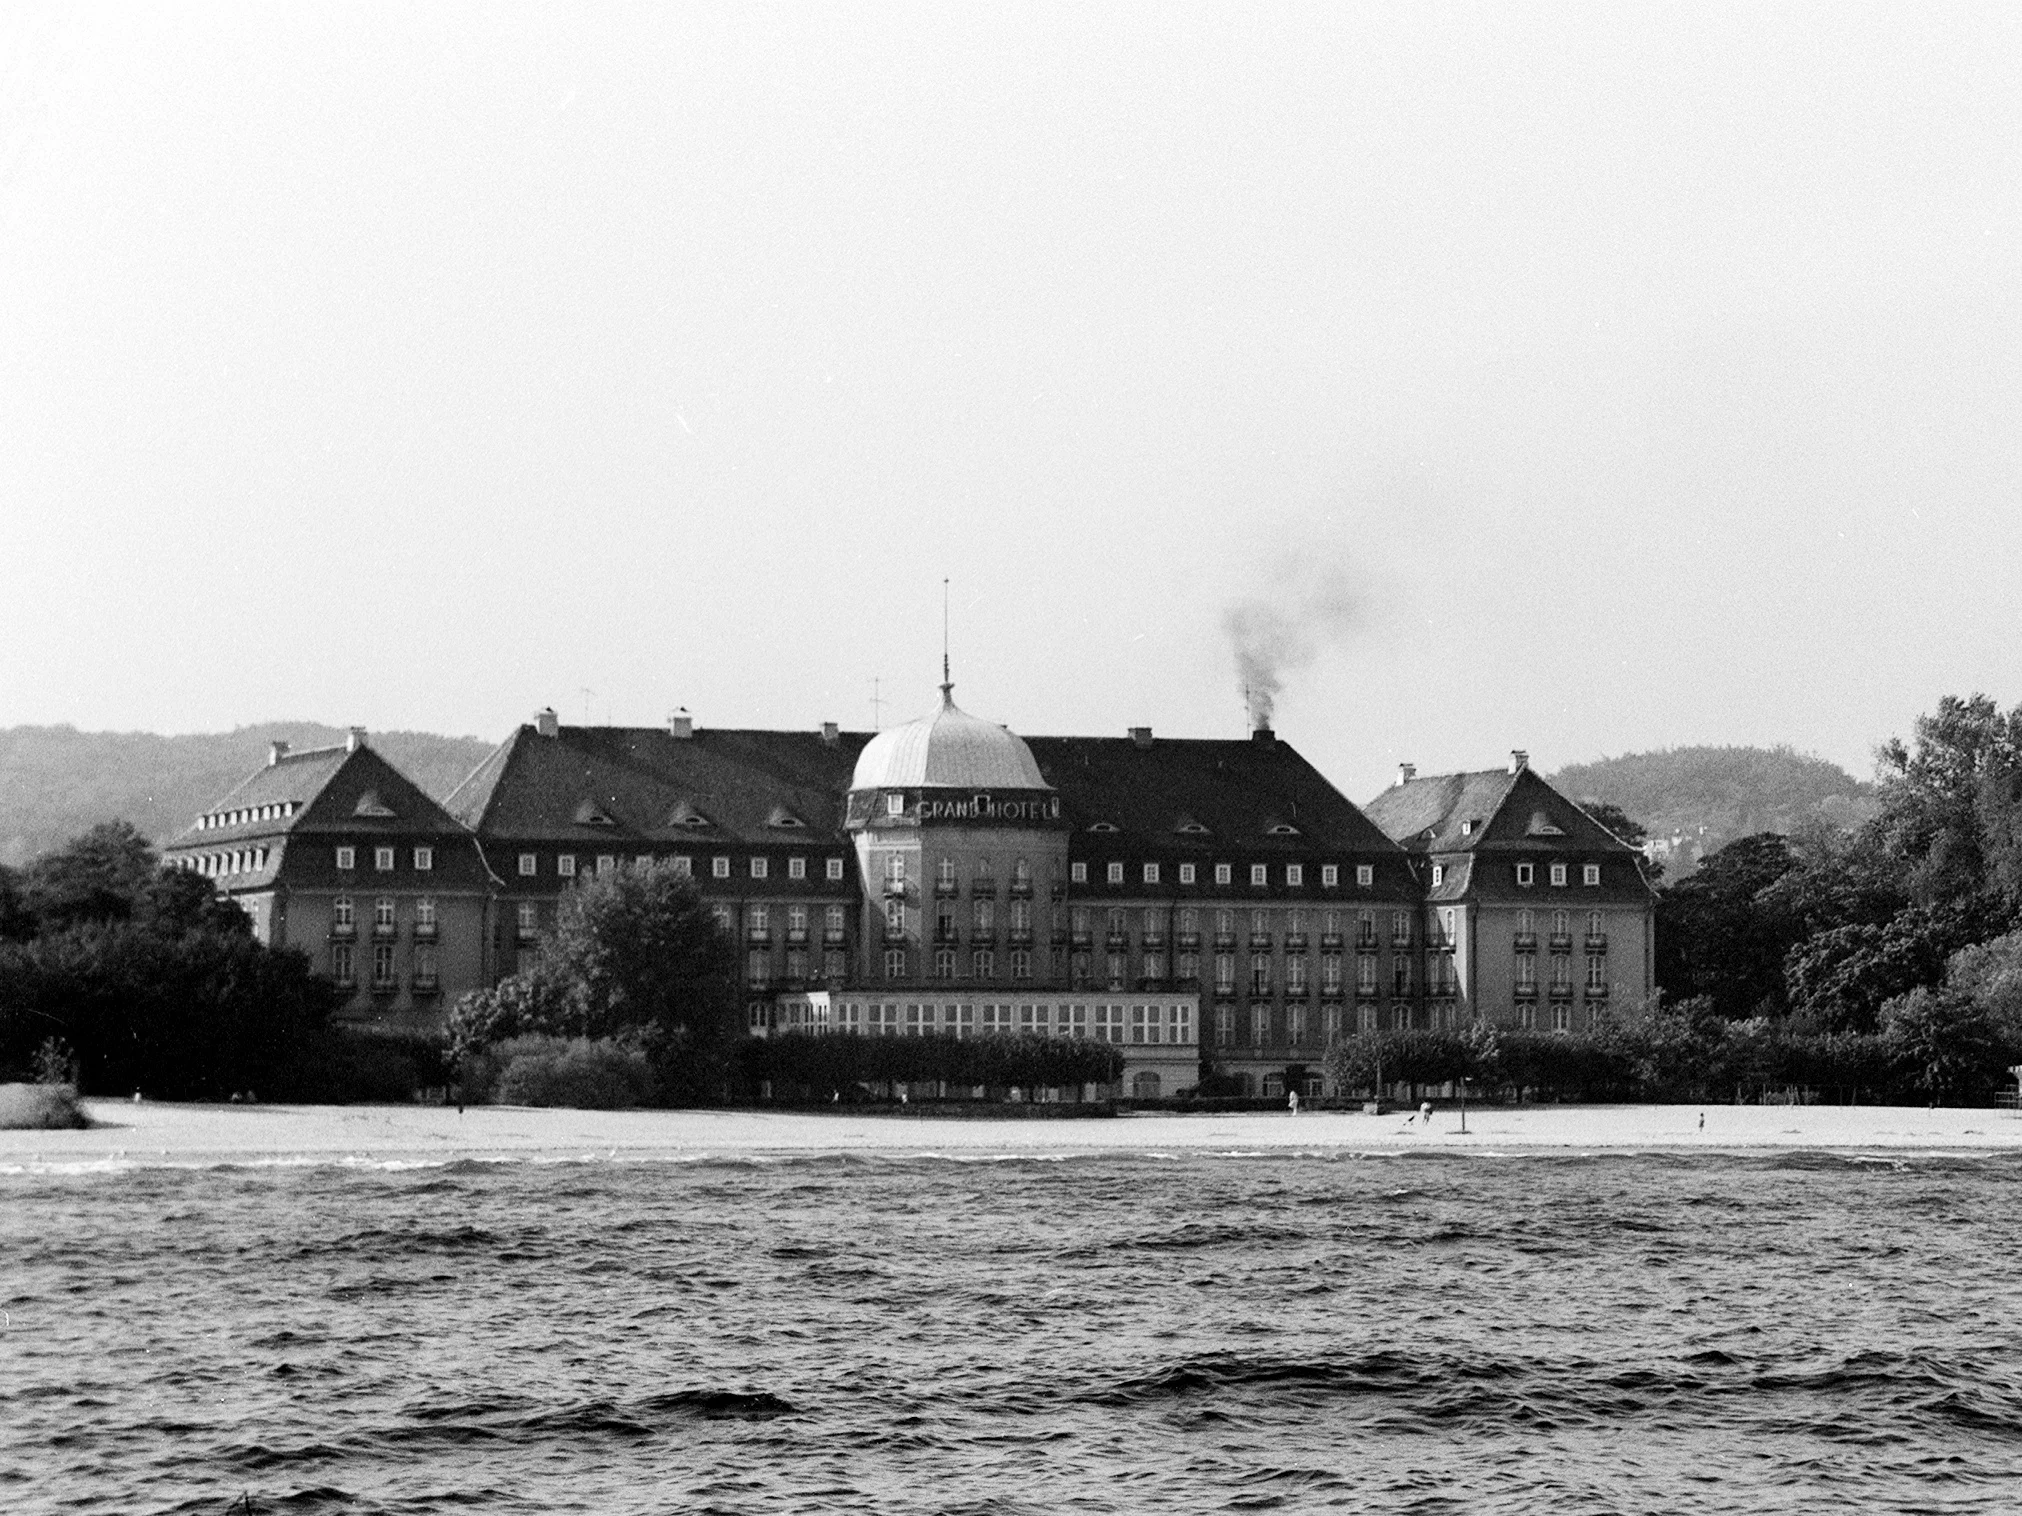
[4,1100,2022,1168]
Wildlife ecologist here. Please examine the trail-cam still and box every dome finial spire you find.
[940,576,954,704]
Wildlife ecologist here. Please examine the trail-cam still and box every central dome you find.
[850,690,1047,791]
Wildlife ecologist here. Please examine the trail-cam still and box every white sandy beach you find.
[4,1099,2020,1168]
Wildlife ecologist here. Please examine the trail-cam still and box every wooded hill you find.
[0,724,495,867]
[1551,745,1876,862]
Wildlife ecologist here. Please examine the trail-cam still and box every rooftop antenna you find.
[869,677,884,730]
[940,578,954,702]
[579,686,596,726]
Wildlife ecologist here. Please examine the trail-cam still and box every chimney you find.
[1397,762,1416,787]
[535,707,559,739]
[346,726,367,752]
[820,721,839,746]
[268,740,290,766]
[669,708,694,740]
[1510,749,1529,774]
[1251,726,1275,746]
[1129,726,1153,749]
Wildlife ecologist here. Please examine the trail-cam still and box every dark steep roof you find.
[445,724,872,845]
[1026,734,1405,857]
[1363,766,1641,856]
[165,744,471,848]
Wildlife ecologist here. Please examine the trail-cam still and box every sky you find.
[3,3,2019,800]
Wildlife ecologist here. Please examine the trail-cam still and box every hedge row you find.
[741,1031,1125,1094]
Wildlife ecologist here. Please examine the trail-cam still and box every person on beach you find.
[1288,1089,1300,1115]
[1419,1101,1433,1125]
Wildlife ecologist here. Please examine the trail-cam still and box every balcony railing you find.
[882,877,908,898]
[329,922,356,941]
[1513,932,1538,951]
[1141,932,1166,951]
[747,930,772,948]
[1007,928,1035,947]
[371,922,397,941]
[1213,933,1238,952]
[1175,932,1201,952]
[1391,933,1413,948]
[883,925,909,944]
[1009,879,1034,898]
[934,879,959,899]
[1105,932,1130,951]
[1319,933,1344,952]
[785,928,809,946]
[1284,934,1308,953]
[932,925,961,946]
[1069,930,1094,949]
[369,976,399,996]
[1514,982,1539,1000]
[1584,983,1610,999]
[823,929,848,947]
[1548,933,1574,953]
[515,926,540,945]
[411,974,441,996]
[1213,982,1238,1000]
[1586,934,1608,953]
[1249,933,1273,951]
[1549,983,1574,1000]
[1049,927,1069,945]
[1284,980,1313,999]
[1320,983,1346,1000]
[747,973,772,991]
[1355,983,1380,1000]
[412,921,438,942]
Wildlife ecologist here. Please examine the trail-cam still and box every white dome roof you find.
[851,690,1048,791]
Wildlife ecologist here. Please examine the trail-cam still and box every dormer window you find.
[1174,816,1210,836]
[574,799,618,827]
[1517,863,1534,887]
[1527,810,1565,837]
[1088,821,1119,833]
[766,805,807,829]
[1432,864,1445,887]
[886,794,904,816]
[668,801,713,830]
[353,790,397,818]
[1267,822,1300,836]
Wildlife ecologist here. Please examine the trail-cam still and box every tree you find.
[1872,694,2022,910]
[1879,985,2005,1105]
[21,820,159,931]
[451,862,741,1102]
[1656,833,1805,1019]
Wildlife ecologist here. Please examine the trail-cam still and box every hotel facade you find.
[167,687,1656,1099]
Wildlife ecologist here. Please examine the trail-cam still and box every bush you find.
[0,1083,90,1129]
[262,1030,435,1104]
[739,1032,1125,1098]
[493,1036,658,1109]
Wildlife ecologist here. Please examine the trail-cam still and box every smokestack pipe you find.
[346,726,367,752]
[821,721,839,746]
[534,707,559,738]
[670,709,694,740]
[1510,749,1528,774]
[268,740,290,766]
[1397,762,1416,787]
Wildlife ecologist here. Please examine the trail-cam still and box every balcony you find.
[1010,879,1034,899]
[1213,982,1238,1000]
[1584,982,1610,1000]
[931,925,962,946]
[1069,930,1094,949]
[1105,931,1130,951]
[1356,935,1379,952]
[1549,933,1574,953]
[1513,932,1537,952]
[369,977,400,997]
[823,929,848,947]
[1137,973,1167,990]
[1049,927,1069,946]
[785,928,809,946]
[934,879,959,899]
[1284,980,1313,1000]
[1175,972,1201,989]
[1355,983,1380,1000]
[1514,982,1539,1000]
[329,922,356,941]
[1007,928,1035,947]
[882,877,908,898]
[1429,983,1458,1000]
[971,879,996,899]
[411,921,438,943]
[1320,983,1346,1000]
[882,925,909,944]
[1047,881,1065,901]
[1319,933,1344,952]
[1549,983,1574,1001]
[515,926,540,945]
[1249,933,1273,951]
[747,930,772,948]
[411,974,441,997]
[1284,933,1308,953]
[1586,934,1608,953]
[1141,931,1166,951]
[1213,933,1238,952]
[371,922,397,941]
[1250,979,1274,997]
[747,972,772,991]
[1175,931,1201,952]
[1426,935,1453,953]
[1391,934,1413,950]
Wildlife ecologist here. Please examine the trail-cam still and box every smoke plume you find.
[1222,556,1363,730]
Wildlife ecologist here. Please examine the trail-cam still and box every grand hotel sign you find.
[846,789,1064,828]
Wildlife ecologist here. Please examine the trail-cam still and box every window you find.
[1011,949,1032,979]
[336,846,356,871]
[885,899,905,934]
[749,905,769,936]
[1179,863,1196,885]
[1286,864,1303,886]
[1250,1007,1270,1048]
[1550,863,1567,887]
[1143,862,1160,885]
[1553,1004,1571,1033]
[1517,862,1534,886]
[1589,910,1604,936]
[1432,864,1445,887]
[712,856,730,879]
[827,857,845,881]
[415,897,436,928]
[886,794,904,816]
[1584,864,1601,886]
[937,857,956,889]
[517,902,537,934]
[750,856,768,879]
[511,852,534,877]
[1105,953,1126,989]
[374,897,395,929]
[558,855,578,878]
[884,948,906,979]
[673,856,693,878]
[935,949,957,979]
[789,856,806,880]
[1250,954,1271,995]
[1323,956,1343,992]
[1516,954,1536,987]
[1357,911,1375,947]
[372,943,396,987]
[885,853,905,884]
[1215,954,1235,991]
[712,905,734,934]
[1107,862,1124,884]
[1321,865,1337,887]
[330,942,354,985]
[1356,954,1376,991]
[1250,864,1268,887]
[1356,864,1373,887]
[973,898,995,932]
[1071,862,1088,883]
[413,847,433,871]
[1215,863,1232,885]
[973,948,995,980]
[597,855,616,875]
[375,847,395,872]
[333,896,354,928]
[1286,957,1307,994]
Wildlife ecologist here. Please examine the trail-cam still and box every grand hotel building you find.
[165,684,1655,1099]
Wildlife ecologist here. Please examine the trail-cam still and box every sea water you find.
[4,1148,2021,1514]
